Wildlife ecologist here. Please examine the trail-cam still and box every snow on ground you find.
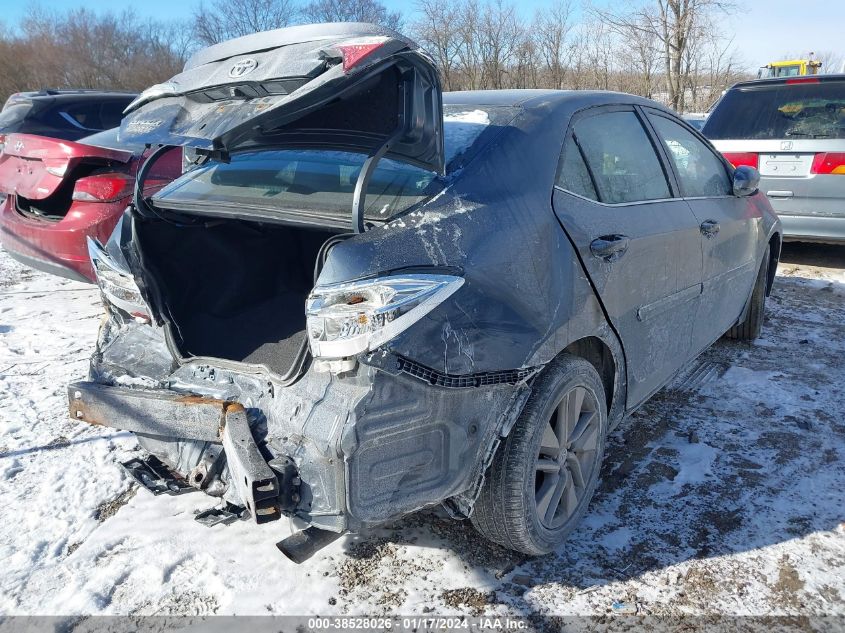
[0,244,843,617]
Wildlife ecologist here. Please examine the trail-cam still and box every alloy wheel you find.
[534,385,601,530]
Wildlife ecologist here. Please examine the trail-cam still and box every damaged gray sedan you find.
[69,23,782,560]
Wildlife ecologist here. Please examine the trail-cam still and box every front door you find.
[552,106,704,408]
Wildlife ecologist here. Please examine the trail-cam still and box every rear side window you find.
[649,115,731,197]
[556,136,597,200]
[0,103,33,129]
[703,81,845,140]
[573,111,671,204]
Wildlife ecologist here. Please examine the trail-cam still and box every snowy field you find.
[0,244,843,618]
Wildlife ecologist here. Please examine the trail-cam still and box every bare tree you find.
[303,0,402,31]
[193,0,299,46]
[0,7,189,103]
[413,0,462,90]
[533,0,575,89]
[592,0,733,111]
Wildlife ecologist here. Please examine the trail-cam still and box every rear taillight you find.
[785,77,820,84]
[0,134,6,153]
[722,152,759,169]
[810,152,845,175]
[337,37,389,72]
[72,173,132,202]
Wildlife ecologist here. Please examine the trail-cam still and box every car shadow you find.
[778,241,845,269]
[338,267,845,612]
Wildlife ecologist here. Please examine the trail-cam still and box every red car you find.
[0,128,179,282]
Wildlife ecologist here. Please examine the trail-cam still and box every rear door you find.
[552,106,704,408]
[119,23,444,174]
[645,109,762,351]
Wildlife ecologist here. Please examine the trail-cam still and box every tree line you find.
[0,0,839,113]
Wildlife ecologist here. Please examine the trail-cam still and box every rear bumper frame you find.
[69,380,283,523]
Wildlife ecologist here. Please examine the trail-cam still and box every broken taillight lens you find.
[306,274,464,359]
[336,37,389,72]
[722,152,759,169]
[87,231,150,323]
[810,152,845,175]
[72,173,132,202]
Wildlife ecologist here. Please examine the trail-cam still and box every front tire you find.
[471,354,607,555]
[726,245,770,341]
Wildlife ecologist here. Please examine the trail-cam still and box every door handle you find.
[590,235,630,262]
[700,220,720,238]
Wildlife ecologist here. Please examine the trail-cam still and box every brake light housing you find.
[722,152,759,169]
[336,37,389,73]
[810,153,845,175]
[72,173,132,202]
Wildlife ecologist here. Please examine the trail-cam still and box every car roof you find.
[444,89,678,116]
[727,74,845,90]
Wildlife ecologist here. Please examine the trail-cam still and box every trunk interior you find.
[136,218,341,376]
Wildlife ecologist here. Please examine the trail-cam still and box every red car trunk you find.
[0,133,179,282]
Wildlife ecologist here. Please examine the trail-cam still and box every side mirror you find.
[733,165,760,197]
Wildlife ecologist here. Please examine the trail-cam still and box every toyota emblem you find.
[229,58,258,78]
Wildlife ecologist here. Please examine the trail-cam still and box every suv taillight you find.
[810,153,845,175]
[722,152,759,169]
[72,173,132,202]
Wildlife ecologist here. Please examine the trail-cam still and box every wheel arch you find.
[766,231,781,296]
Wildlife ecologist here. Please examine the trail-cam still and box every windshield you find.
[703,81,845,140]
[154,104,516,223]
[79,128,145,154]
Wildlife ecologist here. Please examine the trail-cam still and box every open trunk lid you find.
[119,22,444,174]
[0,133,133,199]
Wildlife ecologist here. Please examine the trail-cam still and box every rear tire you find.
[471,354,607,555]
[726,245,770,341]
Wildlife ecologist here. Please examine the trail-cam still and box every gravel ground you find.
[0,243,843,619]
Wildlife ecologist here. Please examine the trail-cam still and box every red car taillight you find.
[810,152,845,175]
[0,134,6,153]
[72,173,132,202]
[337,37,388,72]
[722,152,759,169]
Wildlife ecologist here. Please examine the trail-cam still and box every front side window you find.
[573,111,671,204]
[649,114,731,198]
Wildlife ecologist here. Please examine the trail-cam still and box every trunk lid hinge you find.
[351,126,406,234]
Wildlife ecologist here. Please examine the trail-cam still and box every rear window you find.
[703,81,845,140]
[154,104,516,222]
[40,98,134,133]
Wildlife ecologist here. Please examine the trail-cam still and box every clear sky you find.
[0,0,842,72]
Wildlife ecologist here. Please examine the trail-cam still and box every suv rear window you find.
[154,104,516,222]
[703,81,845,140]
